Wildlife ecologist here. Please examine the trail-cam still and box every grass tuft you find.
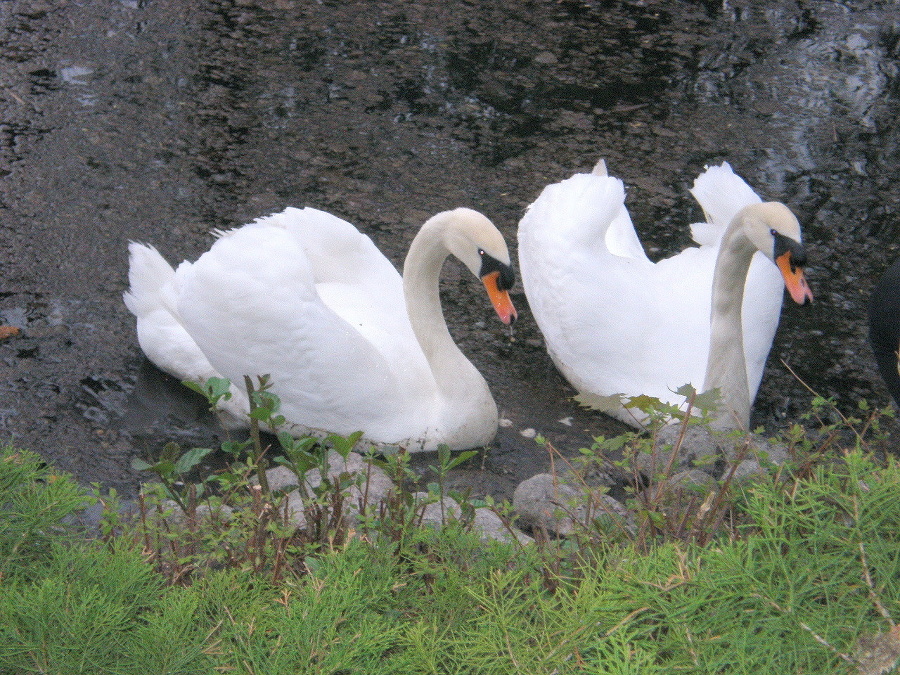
[1,391,899,673]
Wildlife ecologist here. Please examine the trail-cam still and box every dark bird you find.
[868,257,900,406]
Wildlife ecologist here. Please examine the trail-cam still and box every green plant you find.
[425,443,478,524]
[0,540,212,675]
[0,446,92,578]
[60,373,895,672]
[5,431,900,674]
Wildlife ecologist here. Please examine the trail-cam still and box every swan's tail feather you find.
[524,172,625,241]
[123,243,177,317]
[124,242,238,399]
[688,162,762,246]
[688,222,721,247]
[520,164,648,262]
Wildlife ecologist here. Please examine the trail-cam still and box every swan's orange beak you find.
[776,250,813,305]
[482,271,517,325]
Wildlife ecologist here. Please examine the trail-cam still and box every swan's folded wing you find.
[689,162,762,245]
[522,171,647,259]
[604,204,648,261]
[520,174,670,400]
[276,207,398,287]
[175,224,423,438]
[277,207,415,355]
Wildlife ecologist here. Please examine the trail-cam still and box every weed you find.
[5,372,900,673]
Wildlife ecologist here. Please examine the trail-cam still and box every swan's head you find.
[439,208,518,325]
[740,202,814,305]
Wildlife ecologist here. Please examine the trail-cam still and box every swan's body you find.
[125,207,516,451]
[868,257,900,407]
[518,161,812,429]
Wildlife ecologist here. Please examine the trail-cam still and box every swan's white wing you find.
[225,207,431,392]
[558,243,771,406]
[278,207,425,374]
[523,172,649,260]
[689,162,763,245]
[175,219,431,439]
[519,170,710,405]
[519,171,647,362]
[562,245,720,405]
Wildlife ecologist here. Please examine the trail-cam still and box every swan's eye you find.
[770,228,777,237]
[478,248,485,256]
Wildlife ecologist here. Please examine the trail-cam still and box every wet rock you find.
[256,451,395,529]
[260,465,299,493]
[743,436,790,468]
[730,459,769,485]
[561,463,616,490]
[471,507,534,545]
[417,495,463,525]
[639,424,723,478]
[512,472,631,537]
[641,425,790,480]
[280,491,307,529]
[64,498,141,536]
[259,451,394,506]
[666,468,717,494]
[157,501,234,528]
[260,460,533,544]
[413,492,533,544]
[645,468,717,506]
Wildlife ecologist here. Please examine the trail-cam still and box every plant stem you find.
[244,375,271,494]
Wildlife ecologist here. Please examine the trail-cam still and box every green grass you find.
[0,437,898,674]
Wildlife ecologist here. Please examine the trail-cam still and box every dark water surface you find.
[1,0,899,498]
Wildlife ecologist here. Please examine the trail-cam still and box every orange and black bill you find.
[773,233,813,305]
[479,249,517,324]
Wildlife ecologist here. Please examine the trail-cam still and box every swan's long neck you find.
[403,218,485,402]
[703,214,757,429]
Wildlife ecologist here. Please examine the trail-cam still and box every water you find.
[1,0,898,498]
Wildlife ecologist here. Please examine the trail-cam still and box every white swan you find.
[517,161,812,429]
[124,206,517,451]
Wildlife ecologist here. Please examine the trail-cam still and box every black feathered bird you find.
[868,258,900,406]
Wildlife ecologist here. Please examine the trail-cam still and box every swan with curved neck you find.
[703,201,812,427]
[125,206,517,451]
[517,160,812,430]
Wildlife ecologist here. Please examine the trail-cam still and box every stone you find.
[644,468,717,506]
[512,473,631,537]
[412,493,533,544]
[642,424,791,480]
[279,491,307,529]
[418,496,463,526]
[641,424,722,478]
[730,459,768,484]
[259,450,394,507]
[262,465,300,493]
[253,451,395,529]
[472,507,534,545]
[157,500,233,528]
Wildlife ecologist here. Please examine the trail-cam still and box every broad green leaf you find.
[173,447,215,476]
